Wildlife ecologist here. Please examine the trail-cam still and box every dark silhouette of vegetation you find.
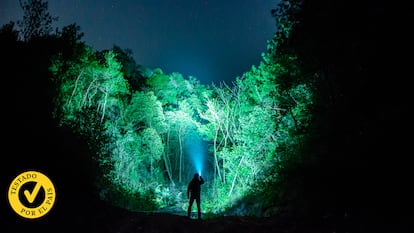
[0,2,99,230]
[111,45,148,91]
[269,0,412,231]
[17,0,57,41]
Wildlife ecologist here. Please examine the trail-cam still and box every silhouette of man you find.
[187,173,204,219]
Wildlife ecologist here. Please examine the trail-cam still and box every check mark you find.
[24,182,42,203]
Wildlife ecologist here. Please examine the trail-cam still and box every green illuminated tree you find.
[146,70,179,108]
[113,91,167,189]
[112,45,147,91]
[50,47,130,130]
[165,101,197,182]
[146,70,208,184]
[199,94,225,183]
[121,91,167,133]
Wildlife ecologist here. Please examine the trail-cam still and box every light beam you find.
[185,133,205,177]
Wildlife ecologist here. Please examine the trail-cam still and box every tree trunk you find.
[213,128,222,183]
[178,129,183,183]
[163,130,174,185]
[229,155,245,197]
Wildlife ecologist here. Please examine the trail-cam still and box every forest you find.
[1,0,412,232]
[44,0,314,215]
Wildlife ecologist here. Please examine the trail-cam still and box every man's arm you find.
[199,176,204,185]
[187,183,191,198]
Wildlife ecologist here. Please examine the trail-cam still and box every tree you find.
[146,71,190,110]
[0,21,19,42]
[121,91,167,134]
[165,101,197,183]
[58,23,84,44]
[18,0,57,41]
[198,93,225,184]
[50,46,130,139]
[112,45,147,91]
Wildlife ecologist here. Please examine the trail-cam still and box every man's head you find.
[193,173,199,179]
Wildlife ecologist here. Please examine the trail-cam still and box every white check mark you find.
[24,182,42,203]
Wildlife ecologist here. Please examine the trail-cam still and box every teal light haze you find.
[185,133,206,177]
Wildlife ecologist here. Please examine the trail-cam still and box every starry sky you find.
[0,0,278,85]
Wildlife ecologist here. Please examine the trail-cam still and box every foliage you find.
[47,0,315,216]
[50,47,130,127]
[111,45,148,91]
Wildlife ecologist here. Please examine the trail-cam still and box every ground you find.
[1,200,314,233]
[4,199,412,233]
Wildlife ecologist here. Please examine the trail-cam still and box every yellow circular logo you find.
[8,171,56,219]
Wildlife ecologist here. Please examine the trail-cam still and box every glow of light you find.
[194,153,203,177]
[185,133,205,177]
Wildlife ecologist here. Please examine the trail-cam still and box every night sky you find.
[0,0,278,85]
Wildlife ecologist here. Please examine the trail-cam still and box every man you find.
[187,173,204,219]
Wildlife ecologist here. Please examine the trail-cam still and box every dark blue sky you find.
[1,0,278,85]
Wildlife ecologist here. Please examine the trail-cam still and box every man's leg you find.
[196,197,201,219]
[188,197,194,218]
